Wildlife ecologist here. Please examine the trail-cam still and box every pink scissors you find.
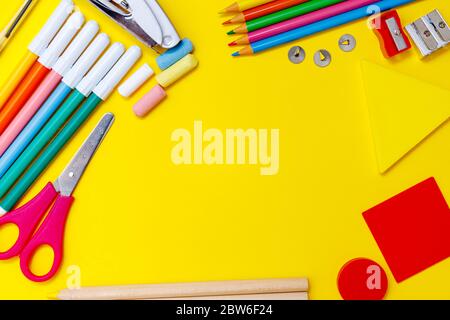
[0,114,114,282]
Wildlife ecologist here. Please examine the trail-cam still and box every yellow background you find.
[0,0,449,300]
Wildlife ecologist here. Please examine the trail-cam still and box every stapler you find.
[89,0,181,51]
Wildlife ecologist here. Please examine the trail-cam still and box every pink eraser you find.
[133,84,167,117]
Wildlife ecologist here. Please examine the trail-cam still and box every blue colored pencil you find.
[232,0,417,56]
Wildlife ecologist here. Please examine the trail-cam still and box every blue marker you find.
[0,33,110,178]
[232,0,417,56]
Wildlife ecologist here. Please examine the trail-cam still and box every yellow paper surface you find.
[362,61,450,173]
[0,0,449,300]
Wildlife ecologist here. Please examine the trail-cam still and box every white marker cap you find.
[38,12,85,69]
[53,21,99,77]
[94,46,142,100]
[76,43,125,97]
[63,33,110,89]
[28,0,74,56]
[118,63,154,98]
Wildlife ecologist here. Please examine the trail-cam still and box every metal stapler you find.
[89,0,181,51]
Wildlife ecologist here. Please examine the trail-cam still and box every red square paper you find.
[363,178,450,282]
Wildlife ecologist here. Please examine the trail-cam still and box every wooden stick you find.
[146,292,309,300]
[52,278,309,300]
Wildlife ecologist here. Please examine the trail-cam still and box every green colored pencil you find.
[228,0,345,34]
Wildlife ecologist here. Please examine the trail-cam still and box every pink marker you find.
[241,0,379,44]
[0,19,98,156]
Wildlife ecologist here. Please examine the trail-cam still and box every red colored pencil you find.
[223,0,310,24]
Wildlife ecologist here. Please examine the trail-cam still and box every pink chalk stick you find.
[248,0,379,43]
[133,84,167,118]
[0,70,62,156]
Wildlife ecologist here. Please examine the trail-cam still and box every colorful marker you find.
[0,43,125,196]
[223,0,309,24]
[0,34,110,179]
[0,21,99,157]
[0,46,141,212]
[0,11,84,135]
[230,0,379,45]
[220,0,275,14]
[232,0,417,56]
[228,0,344,34]
[0,0,74,112]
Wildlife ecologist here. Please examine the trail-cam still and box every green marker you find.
[231,0,345,33]
[0,45,142,213]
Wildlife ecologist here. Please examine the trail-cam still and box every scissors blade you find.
[54,113,115,197]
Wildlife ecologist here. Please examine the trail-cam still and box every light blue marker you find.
[0,33,110,178]
[233,0,417,56]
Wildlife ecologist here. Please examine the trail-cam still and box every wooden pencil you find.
[220,0,276,14]
[228,0,344,34]
[52,278,309,300]
[231,0,416,56]
[147,292,309,300]
[0,0,39,53]
[223,0,309,25]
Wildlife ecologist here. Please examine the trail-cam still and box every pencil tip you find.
[223,19,232,25]
[227,30,236,35]
[232,51,240,57]
[228,41,237,47]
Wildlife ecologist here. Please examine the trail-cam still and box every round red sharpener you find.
[338,258,388,300]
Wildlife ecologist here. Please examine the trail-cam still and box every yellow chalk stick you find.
[156,54,198,88]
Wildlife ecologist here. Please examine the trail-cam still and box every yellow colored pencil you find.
[220,0,276,13]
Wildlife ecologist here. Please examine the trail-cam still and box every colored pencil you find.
[230,0,379,45]
[51,278,309,300]
[0,0,39,54]
[0,0,73,114]
[220,0,276,14]
[223,0,309,24]
[232,0,417,56]
[228,0,344,34]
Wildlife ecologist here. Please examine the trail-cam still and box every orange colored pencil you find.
[220,0,276,14]
[229,34,251,46]
[223,0,309,24]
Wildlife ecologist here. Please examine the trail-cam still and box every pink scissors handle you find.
[0,183,58,259]
[20,194,74,282]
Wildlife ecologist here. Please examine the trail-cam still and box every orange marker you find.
[0,0,74,115]
[0,11,83,134]
[0,64,49,134]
